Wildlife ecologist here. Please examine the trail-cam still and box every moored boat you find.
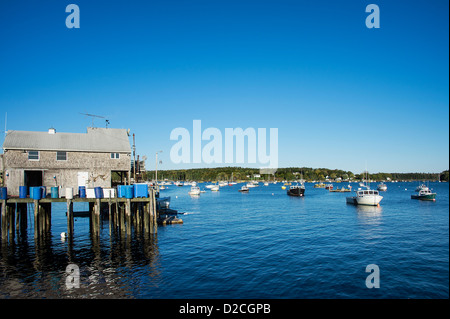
[411,188,436,201]
[287,183,305,197]
[346,188,383,206]
[188,186,201,196]
[238,185,249,193]
[377,182,387,191]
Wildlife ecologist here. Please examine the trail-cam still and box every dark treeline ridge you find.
[143,167,449,182]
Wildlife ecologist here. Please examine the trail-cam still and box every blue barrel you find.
[51,186,59,198]
[94,186,103,199]
[30,187,42,200]
[19,186,27,199]
[79,186,86,198]
[124,185,134,199]
[0,187,7,200]
[117,185,124,198]
[133,183,148,198]
[41,186,47,198]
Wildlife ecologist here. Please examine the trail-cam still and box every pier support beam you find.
[67,199,74,237]
[1,200,6,241]
[33,200,39,239]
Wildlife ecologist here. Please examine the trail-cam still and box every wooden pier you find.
[0,189,160,243]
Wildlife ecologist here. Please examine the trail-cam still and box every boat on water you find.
[287,183,305,197]
[314,183,326,188]
[156,196,171,210]
[264,182,269,186]
[329,187,351,193]
[411,188,436,201]
[246,182,258,188]
[210,185,220,192]
[238,185,249,193]
[346,187,383,206]
[325,184,333,190]
[415,184,429,192]
[174,181,183,187]
[377,182,387,191]
[188,186,201,196]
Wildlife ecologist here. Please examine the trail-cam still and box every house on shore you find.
[1,127,132,196]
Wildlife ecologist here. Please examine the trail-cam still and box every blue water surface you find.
[0,182,448,299]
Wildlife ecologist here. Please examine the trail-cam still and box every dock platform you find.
[0,188,170,243]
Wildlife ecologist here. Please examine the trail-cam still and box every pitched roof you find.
[3,127,131,153]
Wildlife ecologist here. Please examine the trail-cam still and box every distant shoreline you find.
[136,167,449,183]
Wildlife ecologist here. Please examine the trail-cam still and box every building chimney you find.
[48,127,56,134]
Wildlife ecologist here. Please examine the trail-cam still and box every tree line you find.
[142,167,449,182]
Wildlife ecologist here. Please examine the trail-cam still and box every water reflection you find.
[0,224,161,298]
[354,205,383,241]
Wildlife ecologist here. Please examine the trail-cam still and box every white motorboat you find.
[415,184,429,192]
[347,187,383,206]
[377,182,387,191]
[238,185,249,193]
[210,185,220,192]
[188,186,201,196]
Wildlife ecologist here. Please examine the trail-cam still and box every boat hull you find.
[356,195,383,206]
[287,188,305,197]
[411,194,436,201]
[346,195,383,206]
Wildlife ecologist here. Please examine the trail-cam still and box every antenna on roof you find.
[79,113,107,128]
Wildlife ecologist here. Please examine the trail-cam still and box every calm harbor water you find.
[0,182,448,299]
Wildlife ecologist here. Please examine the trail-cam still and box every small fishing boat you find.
[210,185,220,192]
[415,184,429,192]
[329,187,351,192]
[156,196,171,209]
[287,183,305,197]
[188,186,201,196]
[238,185,249,193]
[325,184,333,190]
[377,183,387,191]
[411,188,436,201]
[346,188,383,206]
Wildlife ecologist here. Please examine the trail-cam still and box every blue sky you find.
[0,0,448,173]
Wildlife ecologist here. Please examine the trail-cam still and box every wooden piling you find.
[8,203,15,240]
[1,200,6,241]
[67,199,74,237]
[33,200,39,238]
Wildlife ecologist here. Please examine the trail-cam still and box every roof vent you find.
[48,127,56,134]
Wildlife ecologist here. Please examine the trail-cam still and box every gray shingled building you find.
[1,127,132,196]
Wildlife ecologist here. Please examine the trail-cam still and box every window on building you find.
[111,153,120,159]
[28,151,39,160]
[56,151,67,161]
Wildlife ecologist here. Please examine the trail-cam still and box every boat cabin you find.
[357,189,380,196]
